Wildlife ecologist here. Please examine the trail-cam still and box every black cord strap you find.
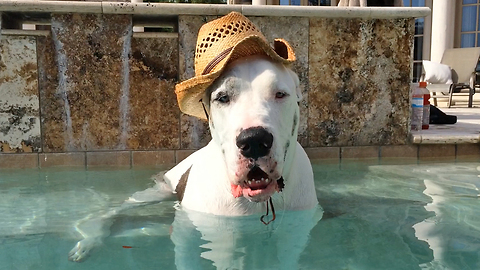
[260,197,276,225]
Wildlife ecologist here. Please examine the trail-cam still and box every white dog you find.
[166,55,318,216]
[68,12,321,266]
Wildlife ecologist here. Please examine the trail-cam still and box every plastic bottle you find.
[420,81,430,129]
[411,83,423,131]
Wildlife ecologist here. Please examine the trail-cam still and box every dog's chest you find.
[180,176,271,216]
[180,171,289,216]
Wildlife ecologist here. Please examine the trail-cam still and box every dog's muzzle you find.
[236,127,273,159]
[231,126,280,203]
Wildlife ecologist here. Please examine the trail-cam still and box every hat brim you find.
[175,36,296,120]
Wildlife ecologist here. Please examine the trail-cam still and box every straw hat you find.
[175,11,296,120]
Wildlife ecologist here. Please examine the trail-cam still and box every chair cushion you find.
[423,60,454,84]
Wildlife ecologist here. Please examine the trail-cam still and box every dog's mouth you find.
[231,166,281,202]
[245,166,271,190]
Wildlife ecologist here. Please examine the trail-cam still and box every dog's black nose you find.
[236,127,273,159]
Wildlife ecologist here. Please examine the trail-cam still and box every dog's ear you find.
[287,69,302,102]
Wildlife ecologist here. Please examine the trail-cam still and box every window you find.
[280,0,330,5]
[403,0,426,82]
[459,0,480,72]
[307,0,331,5]
[460,0,480,48]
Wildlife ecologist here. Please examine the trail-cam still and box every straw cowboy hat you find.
[175,11,296,120]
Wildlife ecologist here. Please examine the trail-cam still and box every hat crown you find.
[194,12,268,76]
[175,11,296,120]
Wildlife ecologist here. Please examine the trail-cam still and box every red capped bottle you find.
[411,83,423,131]
[420,81,430,130]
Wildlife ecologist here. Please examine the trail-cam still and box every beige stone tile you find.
[308,18,413,147]
[180,114,211,149]
[175,150,196,164]
[86,151,131,168]
[41,14,133,152]
[379,145,418,164]
[0,154,38,169]
[418,144,456,162]
[0,36,41,153]
[177,16,216,149]
[305,147,340,161]
[40,152,85,167]
[132,151,175,167]
[341,146,379,160]
[128,37,180,150]
[456,144,480,161]
[380,145,418,159]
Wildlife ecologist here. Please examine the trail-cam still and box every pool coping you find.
[0,1,430,18]
[410,133,480,144]
[1,144,479,169]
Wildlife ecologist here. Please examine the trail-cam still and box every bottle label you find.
[412,97,423,108]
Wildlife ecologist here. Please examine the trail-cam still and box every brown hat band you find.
[202,47,234,75]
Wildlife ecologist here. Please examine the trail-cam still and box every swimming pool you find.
[0,162,479,269]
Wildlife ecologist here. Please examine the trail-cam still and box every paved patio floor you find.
[412,105,480,144]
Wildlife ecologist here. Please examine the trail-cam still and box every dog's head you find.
[202,55,301,202]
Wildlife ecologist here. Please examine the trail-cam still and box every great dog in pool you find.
[68,12,321,266]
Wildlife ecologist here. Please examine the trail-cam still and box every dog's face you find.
[203,56,302,203]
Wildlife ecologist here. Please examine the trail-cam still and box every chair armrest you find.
[470,72,476,89]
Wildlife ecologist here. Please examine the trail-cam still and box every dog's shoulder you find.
[281,142,318,210]
[163,145,208,192]
[163,141,227,197]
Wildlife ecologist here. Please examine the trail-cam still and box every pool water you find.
[0,162,479,270]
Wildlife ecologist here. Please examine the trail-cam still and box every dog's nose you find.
[236,127,273,159]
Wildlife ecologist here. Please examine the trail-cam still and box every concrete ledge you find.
[0,29,51,36]
[411,133,480,144]
[0,1,430,18]
[0,1,103,13]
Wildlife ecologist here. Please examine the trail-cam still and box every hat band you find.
[201,47,233,75]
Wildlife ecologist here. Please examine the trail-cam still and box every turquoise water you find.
[0,162,479,269]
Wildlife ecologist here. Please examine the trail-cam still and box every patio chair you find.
[421,47,480,108]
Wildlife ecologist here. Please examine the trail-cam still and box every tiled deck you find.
[411,107,480,144]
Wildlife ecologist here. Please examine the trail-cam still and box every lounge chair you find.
[421,47,480,108]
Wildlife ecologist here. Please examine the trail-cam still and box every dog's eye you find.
[275,91,288,99]
[214,93,230,104]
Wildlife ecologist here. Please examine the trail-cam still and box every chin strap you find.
[200,100,210,121]
[260,197,276,225]
[260,176,285,225]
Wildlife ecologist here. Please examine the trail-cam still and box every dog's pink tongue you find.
[231,184,243,198]
[231,181,278,202]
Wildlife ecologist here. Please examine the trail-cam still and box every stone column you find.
[430,0,455,62]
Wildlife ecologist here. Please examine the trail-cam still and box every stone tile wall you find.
[0,35,41,153]
[308,18,413,147]
[0,12,415,159]
[37,14,179,153]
